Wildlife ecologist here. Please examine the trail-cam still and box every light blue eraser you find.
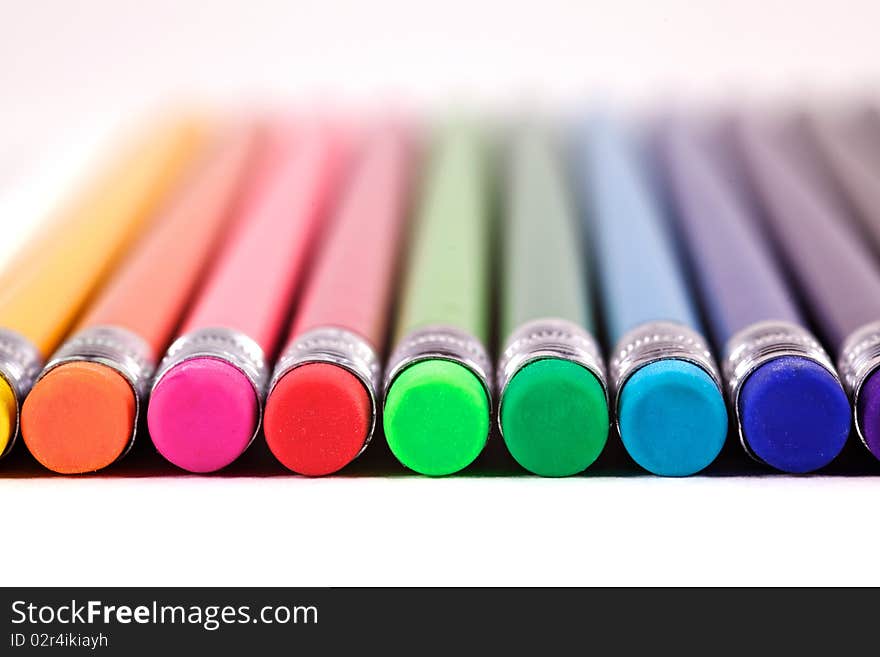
[618,359,728,476]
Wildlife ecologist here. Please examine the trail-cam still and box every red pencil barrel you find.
[288,122,413,351]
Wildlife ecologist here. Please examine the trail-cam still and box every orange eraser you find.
[22,362,136,473]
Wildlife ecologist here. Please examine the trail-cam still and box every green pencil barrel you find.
[383,122,493,477]
[394,123,490,341]
[497,124,609,477]
[501,126,592,335]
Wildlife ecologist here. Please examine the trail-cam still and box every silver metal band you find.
[609,320,722,410]
[38,325,157,461]
[723,320,839,461]
[383,325,493,404]
[497,317,607,398]
[270,327,381,457]
[152,327,269,449]
[0,328,43,457]
[837,320,880,450]
[42,325,156,398]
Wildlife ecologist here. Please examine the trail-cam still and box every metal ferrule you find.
[723,320,839,461]
[383,325,493,405]
[609,320,722,411]
[0,328,43,457]
[37,325,156,461]
[837,320,880,450]
[497,317,607,399]
[152,327,269,449]
[42,325,156,399]
[270,327,381,457]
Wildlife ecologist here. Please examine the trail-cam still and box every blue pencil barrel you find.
[658,122,851,473]
[576,119,728,476]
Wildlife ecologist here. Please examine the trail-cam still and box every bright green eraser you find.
[500,358,609,477]
[384,359,490,476]
[618,359,727,477]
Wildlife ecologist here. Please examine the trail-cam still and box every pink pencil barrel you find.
[147,120,350,473]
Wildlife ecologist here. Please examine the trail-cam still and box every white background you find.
[1,0,879,586]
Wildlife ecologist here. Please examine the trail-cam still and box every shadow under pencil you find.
[0,424,877,478]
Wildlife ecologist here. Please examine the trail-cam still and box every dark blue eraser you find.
[739,355,851,473]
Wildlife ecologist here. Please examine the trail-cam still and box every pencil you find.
[147,120,349,473]
[659,121,850,473]
[20,125,257,473]
[577,119,727,476]
[497,123,609,476]
[735,115,880,461]
[0,117,203,460]
[382,122,493,476]
[807,111,880,257]
[263,122,413,476]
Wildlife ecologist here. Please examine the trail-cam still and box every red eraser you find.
[264,362,372,476]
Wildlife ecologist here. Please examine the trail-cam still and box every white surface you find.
[4,475,878,586]
[2,0,880,587]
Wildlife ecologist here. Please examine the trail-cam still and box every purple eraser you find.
[857,368,880,459]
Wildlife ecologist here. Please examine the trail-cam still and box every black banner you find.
[0,587,873,653]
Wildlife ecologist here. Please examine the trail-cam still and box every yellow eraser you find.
[0,379,17,456]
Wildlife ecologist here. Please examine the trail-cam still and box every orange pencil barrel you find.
[21,125,257,474]
[0,117,204,460]
[76,125,258,352]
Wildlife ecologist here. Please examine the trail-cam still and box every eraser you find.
[618,359,727,476]
[0,379,18,456]
[500,358,609,476]
[857,367,880,460]
[264,362,372,476]
[147,357,259,473]
[21,362,136,473]
[740,355,850,472]
[384,359,490,476]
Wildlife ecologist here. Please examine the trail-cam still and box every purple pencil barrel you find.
[733,115,880,461]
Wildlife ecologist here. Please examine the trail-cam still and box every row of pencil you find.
[1,110,879,477]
